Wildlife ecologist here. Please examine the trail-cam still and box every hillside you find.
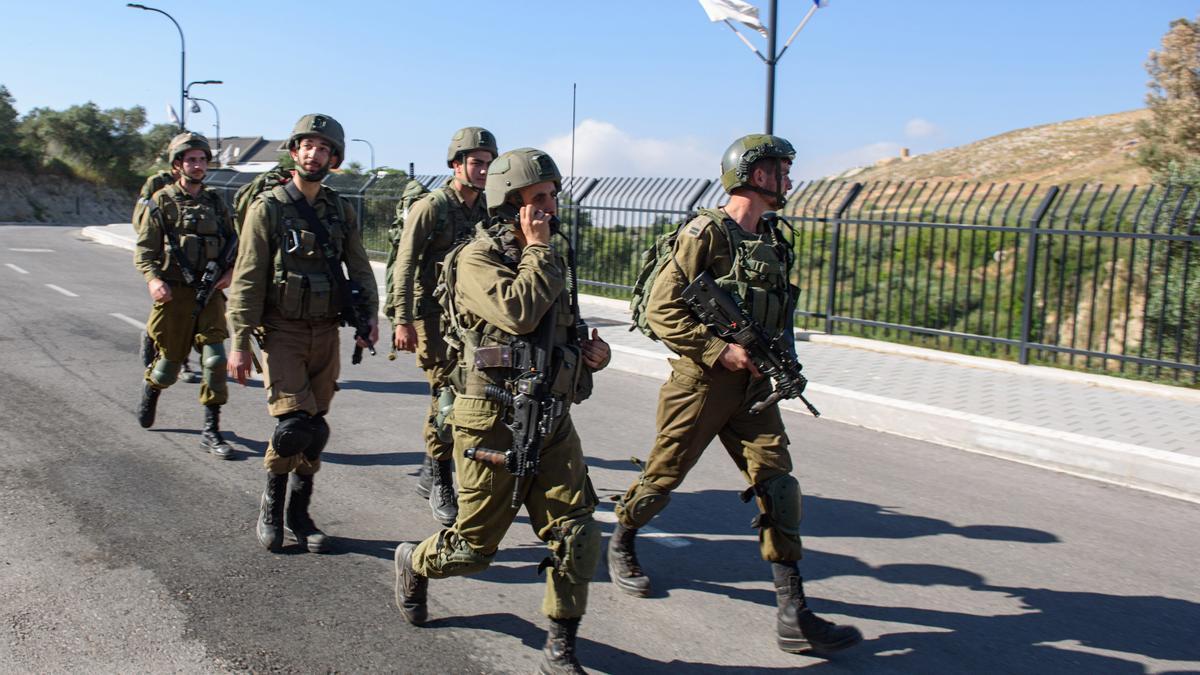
[843,109,1153,186]
[0,170,131,224]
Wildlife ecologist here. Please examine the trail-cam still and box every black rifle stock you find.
[681,271,820,417]
[347,281,376,365]
[190,233,239,321]
[465,304,564,509]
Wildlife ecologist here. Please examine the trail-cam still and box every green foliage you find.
[0,85,25,164]
[1137,16,1200,173]
[17,100,153,187]
[139,123,178,172]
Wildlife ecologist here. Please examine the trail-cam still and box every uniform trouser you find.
[411,397,599,619]
[413,314,454,462]
[143,286,229,406]
[260,316,340,476]
[614,358,803,562]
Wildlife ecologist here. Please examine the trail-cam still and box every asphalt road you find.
[2,224,1199,674]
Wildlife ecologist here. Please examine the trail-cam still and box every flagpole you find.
[765,0,778,133]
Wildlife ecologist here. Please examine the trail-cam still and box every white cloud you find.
[793,141,904,180]
[905,117,938,139]
[541,119,716,178]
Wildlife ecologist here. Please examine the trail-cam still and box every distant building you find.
[216,136,288,173]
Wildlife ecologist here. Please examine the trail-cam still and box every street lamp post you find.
[127,3,186,130]
[350,138,375,171]
[189,97,221,165]
[185,79,222,100]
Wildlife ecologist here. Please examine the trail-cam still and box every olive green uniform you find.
[134,182,235,406]
[387,183,487,462]
[410,223,603,620]
[227,181,378,475]
[614,211,803,562]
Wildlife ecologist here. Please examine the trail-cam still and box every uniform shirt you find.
[389,181,487,324]
[226,183,378,351]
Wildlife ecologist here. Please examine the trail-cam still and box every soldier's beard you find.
[296,164,330,182]
[183,172,204,186]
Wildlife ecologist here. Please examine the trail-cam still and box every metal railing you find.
[205,168,1200,385]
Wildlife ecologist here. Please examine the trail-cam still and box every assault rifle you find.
[681,271,820,417]
[464,305,564,509]
[190,234,239,320]
[346,280,377,365]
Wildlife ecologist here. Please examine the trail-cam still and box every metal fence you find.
[205,168,1200,386]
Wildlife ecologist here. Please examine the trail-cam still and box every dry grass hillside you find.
[843,109,1153,186]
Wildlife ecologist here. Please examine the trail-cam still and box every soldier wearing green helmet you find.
[395,148,611,674]
[608,134,862,656]
[226,113,379,555]
[133,131,238,459]
[388,126,498,527]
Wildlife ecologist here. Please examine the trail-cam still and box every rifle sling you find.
[149,201,200,286]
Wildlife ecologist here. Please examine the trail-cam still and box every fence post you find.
[1019,185,1060,364]
[824,182,863,335]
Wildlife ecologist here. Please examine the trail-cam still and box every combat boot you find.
[393,542,428,625]
[285,473,330,553]
[772,562,862,654]
[415,455,433,499]
[538,617,585,675]
[256,472,287,552]
[607,523,650,597]
[139,330,156,368]
[199,405,233,459]
[137,383,160,429]
[181,358,201,384]
[429,458,458,527]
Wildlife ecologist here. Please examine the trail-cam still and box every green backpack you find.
[234,166,293,234]
[384,179,459,319]
[628,208,728,340]
[133,171,175,234]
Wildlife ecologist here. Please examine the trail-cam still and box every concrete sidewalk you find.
[84,222,1200,503]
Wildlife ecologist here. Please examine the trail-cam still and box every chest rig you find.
[159,185,231,278]
[707,213,797,341]
[440,223,589,406]
[264,183,350,321]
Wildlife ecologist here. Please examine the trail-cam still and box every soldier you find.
[226,114,379,554]
[394,148,610,674]
[388,127,497,527]
[134,132,236,459]
[607,135,863,655]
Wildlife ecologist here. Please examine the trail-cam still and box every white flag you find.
[697,0,767,37]
[166,104,180,126]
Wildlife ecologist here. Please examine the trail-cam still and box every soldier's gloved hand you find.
[358,317,379,350]
[148,278,172,304]
[394,323,417,352]
[718,344,762,378]
[228,350,253,385]
[581,328,611,371]
[519,204,552,247]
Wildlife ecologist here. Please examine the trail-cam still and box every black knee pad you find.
[302,415,330,461]
[272,412,313,457]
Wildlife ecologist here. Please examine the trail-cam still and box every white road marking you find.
[9,248,54,253]
[110,313,145,329]
[44,284,79,297]
[592,510,691,548]
[5,263,28,274]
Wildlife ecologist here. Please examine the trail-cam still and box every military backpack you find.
[234,167,293,234]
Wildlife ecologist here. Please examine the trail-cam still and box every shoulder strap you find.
[148,192,199,285]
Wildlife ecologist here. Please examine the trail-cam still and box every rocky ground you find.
[0,169,131,224]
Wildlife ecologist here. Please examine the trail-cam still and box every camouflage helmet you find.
[485,148,562,213]
[719,134,795,194]
[167,131,212,165]
[446,127,498,167]
[287,113,345,169]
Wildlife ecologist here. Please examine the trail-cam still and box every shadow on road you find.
[321,450,425,467]
[337,379,429,395]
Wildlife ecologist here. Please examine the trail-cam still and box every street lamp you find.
[189,97,221,165]
[350,138,375,171]
[702,0,828,134]
[185,79,222,100]
[127,3,186,130]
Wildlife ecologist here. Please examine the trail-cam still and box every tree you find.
[0,84,23,162]
[1137,16,1200,173]
[18,102,151,186]
[138,123,180,172]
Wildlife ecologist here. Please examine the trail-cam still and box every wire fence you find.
[206,169,1200,386]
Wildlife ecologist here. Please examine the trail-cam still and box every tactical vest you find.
[706,213,797,341]
[412,186,487,316]
[262,183,352,322]
[440,223,591,406]
[155,184,233,283]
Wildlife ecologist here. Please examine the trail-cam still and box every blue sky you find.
[2,1,1197,180]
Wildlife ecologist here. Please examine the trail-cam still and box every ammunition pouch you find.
[276,271,337,321]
